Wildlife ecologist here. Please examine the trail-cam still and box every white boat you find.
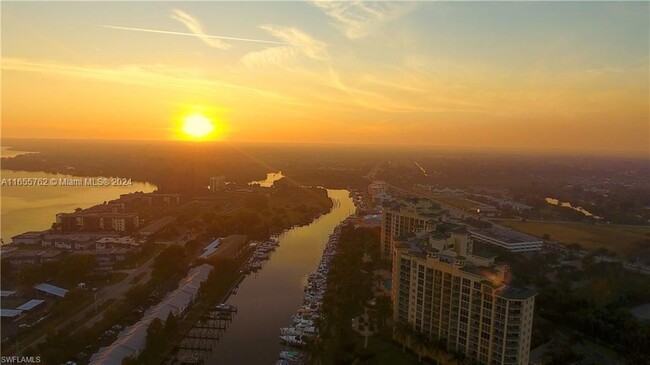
[279,335,306,347]
[279,350,303,362]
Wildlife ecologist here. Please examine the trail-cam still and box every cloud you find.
[1,57,296,102]
[170,9,231,49]
[311,1,414,39]
[99,25,296,46]
[241,25,328,68]
[585,66,624,76]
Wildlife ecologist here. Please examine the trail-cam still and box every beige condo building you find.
[380,197,442,260]
[391,224,535,365]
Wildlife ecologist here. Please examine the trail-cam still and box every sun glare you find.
[182,114,215,139]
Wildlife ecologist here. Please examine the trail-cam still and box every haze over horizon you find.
[2,1,648,156]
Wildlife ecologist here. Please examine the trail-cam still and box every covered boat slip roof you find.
[0,309,23,318]
[16,299,45,311]
[0,290,17,297]
[33,283,68,297]
[89,264,213,365]
[200,238,222,258]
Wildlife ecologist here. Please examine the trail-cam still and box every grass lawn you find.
[365,337,423,364]
[496,220,650,255]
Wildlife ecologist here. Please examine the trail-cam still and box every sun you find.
[182,114,215,139]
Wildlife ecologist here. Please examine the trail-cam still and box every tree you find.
[393,322,412,353]
[411,331,429,362]
[146,318,165,348]
[164,312,179,334]
[153,245,187,279]
[125,284,148,307]
[1,259,13,279]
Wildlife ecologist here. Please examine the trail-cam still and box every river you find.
[0,147,157,242]
[207,188,355,364]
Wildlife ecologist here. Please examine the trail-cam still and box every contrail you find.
[99,25,298,46]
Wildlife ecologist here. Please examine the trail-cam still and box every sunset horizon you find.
[1,2,649,365]
[2,1,648,156]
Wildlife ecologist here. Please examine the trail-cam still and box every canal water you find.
[207,189,355,364]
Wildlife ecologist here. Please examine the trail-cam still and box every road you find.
[15,233,198,355]
[364,162,381,180]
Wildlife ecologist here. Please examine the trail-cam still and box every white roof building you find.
[16,299,45,311]
[34,283,68,298]
[0,309,22,318]
[89,264,213,365]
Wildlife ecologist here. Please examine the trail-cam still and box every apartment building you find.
[380,197,443,260]
[391,224,535,365]
[209,175,226,191]
[57,211,139,233]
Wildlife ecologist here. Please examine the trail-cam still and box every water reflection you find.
[1,146,35,158]
[545,197,602,219]
[0,170,156,242]
[248,171,284,188]
[207,189,355,364]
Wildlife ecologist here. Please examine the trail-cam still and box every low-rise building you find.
[57,211,139,233]
[10,231,47,245]
[3,249,64,268]
[94,248,128,269]
[468,226,543,253]
[95,236,139,249]
[90,264,213,365]
[139,216,177,238]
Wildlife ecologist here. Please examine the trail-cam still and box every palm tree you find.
[305,336,324,365]
[412,332,430,362]
[450,350,468,365]
[426,336,444,363]
[393,322,412,353]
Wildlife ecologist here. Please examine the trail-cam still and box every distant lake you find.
[0,169,156,243]
[1,146,36,158]
[545,197,602,219]
[248,171,284,187]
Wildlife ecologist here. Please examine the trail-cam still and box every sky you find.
[1,1,648,156]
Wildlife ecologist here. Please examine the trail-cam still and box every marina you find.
[276,214,357,364]
[204,189,356,365]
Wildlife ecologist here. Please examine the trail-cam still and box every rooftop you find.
[16,299,45,311]
[469,225,542,244]
[34,283,68,298]
[498,286,537,300]
[0,309,22,318]
[11,231,46,239]
[139,216,176,234]
[472,249,498,259]
[459,265,500,278]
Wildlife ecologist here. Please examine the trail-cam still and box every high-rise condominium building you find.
[380,197,442,260]
[391,224,535,365]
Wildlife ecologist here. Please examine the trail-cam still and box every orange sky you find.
[1,2,648,156]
